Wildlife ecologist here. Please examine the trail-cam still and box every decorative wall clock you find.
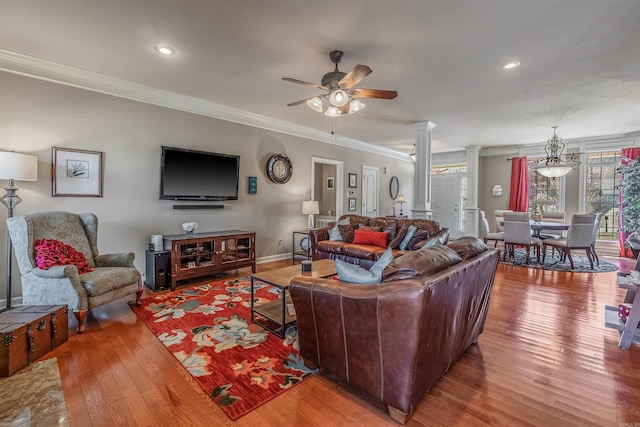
[266,154,293,184]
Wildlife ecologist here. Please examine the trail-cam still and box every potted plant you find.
[620,157,640,257]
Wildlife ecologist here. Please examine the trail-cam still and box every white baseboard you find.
[256,253,292,264]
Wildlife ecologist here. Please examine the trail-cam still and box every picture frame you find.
[52,147,103,197]
[348,198,357,211]
[326,176,335,191]
[348,173,357,188]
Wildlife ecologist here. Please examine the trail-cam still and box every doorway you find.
[361,165,379,217]
[311,157,344,226]
[431,174,462,238]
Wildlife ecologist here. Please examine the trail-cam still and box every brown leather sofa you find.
[309,214,449,269]
[290,238,500,424]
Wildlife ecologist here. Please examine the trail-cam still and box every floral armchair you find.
[7,211,142,333]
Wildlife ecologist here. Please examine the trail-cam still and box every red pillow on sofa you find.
[352,230,389,248]
[34,239,93,274]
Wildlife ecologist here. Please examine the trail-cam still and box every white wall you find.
[0,72,414,304]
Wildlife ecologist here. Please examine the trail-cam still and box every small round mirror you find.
[389,176,399,200]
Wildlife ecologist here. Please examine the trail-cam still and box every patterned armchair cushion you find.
[81,267,141,297]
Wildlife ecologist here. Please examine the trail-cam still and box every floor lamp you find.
[0,151,38,310]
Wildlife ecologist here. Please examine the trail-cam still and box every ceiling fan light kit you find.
[283,50,397,118]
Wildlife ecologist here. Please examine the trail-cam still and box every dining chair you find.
[480,210,504,247]
[503,212,541,264]
[494,209,513,232]
[591,212,604,265]
[542,214,597,269]
[540,211,566,239]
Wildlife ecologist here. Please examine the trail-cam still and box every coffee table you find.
[250,259,336,337]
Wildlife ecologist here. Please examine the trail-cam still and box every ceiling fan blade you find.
[287,96,318,107]
[351,88,398,99]
[338,65,372,89]
[282,77,328,91]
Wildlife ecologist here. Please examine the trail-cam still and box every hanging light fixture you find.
[324,106,341,117]
[306,96,323,113]
[530,126,580,178]
[348,99,365,114]
[409,144,416,161]
[329,89,349,107]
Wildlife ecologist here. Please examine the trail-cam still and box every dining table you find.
[529,221,570,238]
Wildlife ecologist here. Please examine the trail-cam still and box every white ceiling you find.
[1,0,639,155]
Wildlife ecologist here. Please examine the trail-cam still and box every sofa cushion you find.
[407,229,430,251]
[397,219,440,236]
[336,247,394,284]
[447,236,488,260]
[35,239,93,274]
[388,225,409,248]
[352,230,389,247]
[341,244,379,260]
[317,240,345,254]
[370,218,399,240]
[382,245,462,281]
[398,225,417,250]
[413,228,451,250]
[359,225,383,232]
[338,225,356,243]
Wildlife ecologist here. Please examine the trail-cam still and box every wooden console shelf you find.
[163,230,256,290]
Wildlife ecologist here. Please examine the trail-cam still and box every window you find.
[585,151,620,241]
[528,158,561,215]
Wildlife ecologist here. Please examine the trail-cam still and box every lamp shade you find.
[302,200,320,215]
[397,194,406,203]
[0,152,38,181]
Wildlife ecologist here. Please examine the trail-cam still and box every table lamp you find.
[302,200,319,229]
[0,151,38,309]
[397,194,406,216]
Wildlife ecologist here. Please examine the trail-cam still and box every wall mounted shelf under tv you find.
[159,146,240,201]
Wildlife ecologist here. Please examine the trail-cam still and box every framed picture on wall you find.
[348,173,357,188]
[52,147,103,197]
[326,177,335,191]
[348,198,356,211]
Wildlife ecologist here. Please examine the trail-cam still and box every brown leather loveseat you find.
[309,214,449,269]
[290,237,500,424]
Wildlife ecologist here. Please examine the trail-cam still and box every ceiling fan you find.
[282,50,397,116]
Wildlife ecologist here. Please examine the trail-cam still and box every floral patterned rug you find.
[130,277,316,420]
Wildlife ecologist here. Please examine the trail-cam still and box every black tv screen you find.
[160,146,239,201]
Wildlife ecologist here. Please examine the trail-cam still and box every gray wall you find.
[0,72,413,304]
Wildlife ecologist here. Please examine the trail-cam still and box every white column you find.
[464,145,481,237]
[410,121,436,219]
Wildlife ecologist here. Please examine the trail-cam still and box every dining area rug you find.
[130,277,317,420]
[500,249,618,272]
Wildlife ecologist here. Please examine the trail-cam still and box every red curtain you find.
[509,156,529,212]
[619,148,640,257]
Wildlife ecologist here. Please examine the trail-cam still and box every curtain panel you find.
[509,156,529,212]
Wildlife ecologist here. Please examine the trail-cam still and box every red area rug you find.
[130,277,316,420]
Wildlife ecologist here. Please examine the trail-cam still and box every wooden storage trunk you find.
[0,312,52,363]
[0,322,30,377]
[10,305,69,349]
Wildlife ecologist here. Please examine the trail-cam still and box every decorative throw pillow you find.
[388,225,409,248]
[34,239,93,274]
[328,226,343,241]
[352,230,389,247]
[359,225,383,232]
[417,236,442,250]
[336,247,394,284]
[398,225,417,250]
[381,246,462,281]
[337,225,356,243]
[407,230,430,251]
[446,236,488,260]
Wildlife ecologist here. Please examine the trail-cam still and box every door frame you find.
[311,156,344,219]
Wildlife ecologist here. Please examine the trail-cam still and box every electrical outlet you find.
[278,238,284,246]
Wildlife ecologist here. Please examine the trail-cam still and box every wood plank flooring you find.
[41,256,640,426]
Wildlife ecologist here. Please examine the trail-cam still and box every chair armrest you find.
[95,252,135,268]
[30,265,88,302]
[309,228,329,260]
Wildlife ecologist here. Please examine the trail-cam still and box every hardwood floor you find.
[43,256,640,426]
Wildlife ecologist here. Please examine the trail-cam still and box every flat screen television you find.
[159,146,239,201]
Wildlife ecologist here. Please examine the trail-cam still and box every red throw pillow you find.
[352,230,389,248]
[34,239,93,274]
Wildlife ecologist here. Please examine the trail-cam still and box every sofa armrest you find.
[95,252,135,268]
[309,228,330,260]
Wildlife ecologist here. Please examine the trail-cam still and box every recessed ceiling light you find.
[154,44,175,56]
[502,60,521,70]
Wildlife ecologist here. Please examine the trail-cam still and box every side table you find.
[292,229,311,262]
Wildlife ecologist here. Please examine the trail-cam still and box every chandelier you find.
[530,126,580,178]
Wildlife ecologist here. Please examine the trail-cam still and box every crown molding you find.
[0,49,410,162]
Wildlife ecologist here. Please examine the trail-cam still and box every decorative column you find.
[410,121,436,219]
[464,145,481,237]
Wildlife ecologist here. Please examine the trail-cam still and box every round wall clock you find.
[266,154,293,184]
